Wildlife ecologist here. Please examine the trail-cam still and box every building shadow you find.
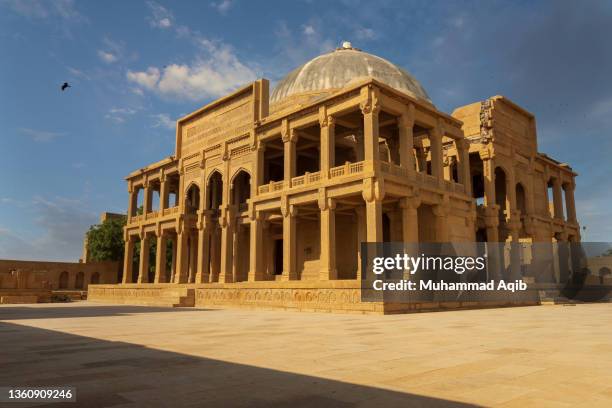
[0,322,477,408]
[0,304,206,320]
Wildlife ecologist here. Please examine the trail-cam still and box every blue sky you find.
[1,0,611,261]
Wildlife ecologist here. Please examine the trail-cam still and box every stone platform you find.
[88,282,539,314]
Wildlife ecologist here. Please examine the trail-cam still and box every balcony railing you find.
[130,206,179,224]
[258,180,285,194]
[329,161,364,179]
[379,161,409,178]
[291,171,321,188]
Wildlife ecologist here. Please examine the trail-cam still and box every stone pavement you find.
[1,303,611,407]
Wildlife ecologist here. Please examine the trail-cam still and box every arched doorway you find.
[59,271,69,289]
[185,184,201,214]
[75,272,84,289]
[231,170,251,211]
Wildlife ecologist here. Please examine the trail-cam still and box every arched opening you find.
[59,271,69,289]
[206,172,223,211]
[231,170,251,211]
[547,179,555,217]
[91,272,100,284]
[494,167,507,217]
[516,183,527,215]
[75,271,84,289]
[469,153,485,206]
[185,184,200,215]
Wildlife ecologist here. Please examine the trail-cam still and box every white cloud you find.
[303,25,316,36]
[18,127,64,142]
[105,107,138,124]
[147,1,173,29]
[354,27,377,40]
[67,66,90,80]
[127,40,256,101]
[151,113,175,130]
[126,67,160,90]
[97,50,117,63]
[1,0,85,21]
[211,0,232,14]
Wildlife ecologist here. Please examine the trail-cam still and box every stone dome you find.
[270,42,431,104]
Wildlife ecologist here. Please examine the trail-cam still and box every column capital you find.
[319,114,335,128]
[400,194,421,210]
[281,203,297,218]
[281,126,298,144]
[361,178,384,203]
[359,99,380,115]
[318,197,336,211]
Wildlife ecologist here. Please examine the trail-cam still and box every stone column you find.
[456,139,472,195]
[398,106,416,172]
[400,196,420,243]
[319,197,337,280]
[195,216,210,283]
[127,187,136,223]
[355,207,366,280]
[248,212,264,281]
[319,112,335,178]
[552,178,564,220]
[143,182,152,214]
[430,124,443,179]
[174,230,188,283]
[137,234,150,283]
[169,236,176,282]
[187,232,198,283]
[564,183,577,222]
[122,236,135,283]
[159,174,168,211]
[210,228,220,282]
[282,127,297,185]
[154,232,167,283]
[482,155,496,208]
[231,224,240,282]
[360,95,380,164]
[282,204,297,280]
[253,141,265,194]
[355,130,365,162]
[365,199,383,242]
[219,211,234,283]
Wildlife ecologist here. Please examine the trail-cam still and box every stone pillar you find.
[360,94,380,164]
[127,187,136,223]
[356,207,366,280]
[187,232,198,283]
[319,197,337,280]
[400,196,420,243]
[253,141,265,194]
[482,156,496,207]
[319,112,335,178]
[430,124,443,179]
[195,217,210,283]
[456,139,472,195]
[159,174,168,211]
[137,234,150,283]
[122,236,135,283]
[143,183,152,214]
[169,236,176,282]
[282,126,297,184]
[154,232,167,283]
[282,204,297,280]
[552,178,564,220]
[564,183,577,222]
[365,199,383,242]
[174,230,188,283]
[398,106,415,172]
[231,224,240,282]
[248,212,264,281]
[210,228,220,282]
[219,211,234,283]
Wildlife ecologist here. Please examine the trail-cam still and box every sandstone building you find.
[91,43,581,312]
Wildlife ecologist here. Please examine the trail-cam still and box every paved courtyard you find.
[1,303,612,407]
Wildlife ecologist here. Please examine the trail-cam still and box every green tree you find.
[86,217,126,262]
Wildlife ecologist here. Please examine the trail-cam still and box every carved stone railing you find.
[162,206,179,216]
[258,180,285,194]
[291,171,321,188]
[329,161,364,179]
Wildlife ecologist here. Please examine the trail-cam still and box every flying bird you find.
[61,82,71,91]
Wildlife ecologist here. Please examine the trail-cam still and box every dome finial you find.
[341,41,352,49]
